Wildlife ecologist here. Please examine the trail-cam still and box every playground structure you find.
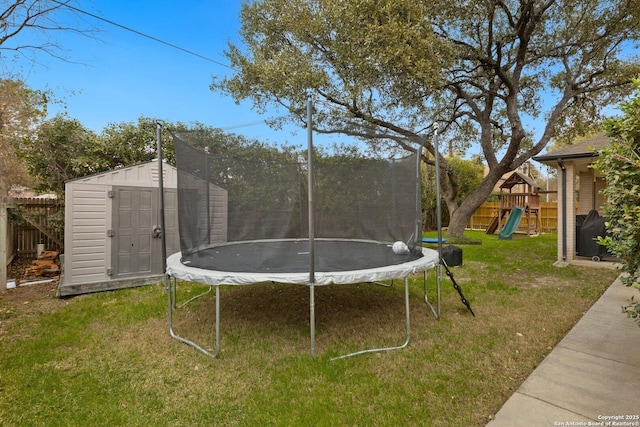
[486,170,541,239]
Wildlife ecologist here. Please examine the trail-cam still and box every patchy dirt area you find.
[1,257,64,338]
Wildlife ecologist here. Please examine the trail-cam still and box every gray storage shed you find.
[60,161,181,296]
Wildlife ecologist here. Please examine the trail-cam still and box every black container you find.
[577,210,610,259]
[441,245,463,267]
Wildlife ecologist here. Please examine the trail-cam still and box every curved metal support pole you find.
[424,266,441,319]
[331,276,411,361]
[166,275,220,357]
[176,286,213,309]
[368,279,394,288]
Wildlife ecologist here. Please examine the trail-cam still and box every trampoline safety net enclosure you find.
[168,130,429,285]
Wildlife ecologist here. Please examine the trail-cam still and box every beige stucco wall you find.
[578,170,607,215]
[557,162,577,262]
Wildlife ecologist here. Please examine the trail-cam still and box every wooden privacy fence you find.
[8,198,64,258]
[468,201,558,233]
[4,196,556,270]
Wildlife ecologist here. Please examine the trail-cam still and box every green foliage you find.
[97,117,173,168]
[17,116,182,196]
[593,76,640,325]
[448,157,484,204]
[423,157,484,229]
[215,0,640,237]
[0,78,49,194]
[18,114,99,196]
[217,0,448,122]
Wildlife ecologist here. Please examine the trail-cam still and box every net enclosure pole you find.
[204,147,211,245]
[431,123,443,318]
[307,98,315,284]
[415,146,423,248]
[433,123,443,260]
[157,121,167,273]
[307,97,316,358]
[165,131,219,357]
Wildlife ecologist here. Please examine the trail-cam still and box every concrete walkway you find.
[488,275,640,426]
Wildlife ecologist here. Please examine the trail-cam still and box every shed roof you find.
[500,170,540,190]
[65,160,176,187]
[533,134,610,164]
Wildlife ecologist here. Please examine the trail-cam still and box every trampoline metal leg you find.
[310,282,316,358]
[166,275,220,358]
[331,276,411,361]
[424,266,441,320]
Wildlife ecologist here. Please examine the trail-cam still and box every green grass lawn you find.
[0,232,620,426]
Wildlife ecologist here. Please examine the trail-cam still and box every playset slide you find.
[498,206,524,240]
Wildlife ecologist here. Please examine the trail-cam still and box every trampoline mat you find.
[181,239,422,273]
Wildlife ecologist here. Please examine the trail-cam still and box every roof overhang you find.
[532,135,609,171]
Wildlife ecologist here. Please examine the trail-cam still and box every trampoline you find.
[168,239,437,285]
[158,102,445,359]
[166,242,438,359]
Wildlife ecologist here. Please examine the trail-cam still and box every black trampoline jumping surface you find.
[181,239,423,274]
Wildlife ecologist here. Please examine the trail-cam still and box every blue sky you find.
[3,1,637,158]
[4,1,305,145]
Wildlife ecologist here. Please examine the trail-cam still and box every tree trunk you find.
[447,201,476,238]
[446,168,507,237]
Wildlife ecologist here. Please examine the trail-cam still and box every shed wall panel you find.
[73,253,105,262]
[75,234,104,242]
[64,183,109,285]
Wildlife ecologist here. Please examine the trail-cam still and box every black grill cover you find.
[577,210,608,257]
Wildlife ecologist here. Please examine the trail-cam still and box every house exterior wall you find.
[533,135,611,265]
[596,178,607,214]
[557,162,577,262]
[578,171,593,215]
[578,171,608,215]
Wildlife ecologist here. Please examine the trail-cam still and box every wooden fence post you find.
[1,198,8,290]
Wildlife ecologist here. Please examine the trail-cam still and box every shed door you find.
[110,186,178,279]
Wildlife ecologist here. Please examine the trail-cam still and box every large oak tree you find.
[213,0,640,237]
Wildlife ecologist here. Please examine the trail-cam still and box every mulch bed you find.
[7,254,60,289]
